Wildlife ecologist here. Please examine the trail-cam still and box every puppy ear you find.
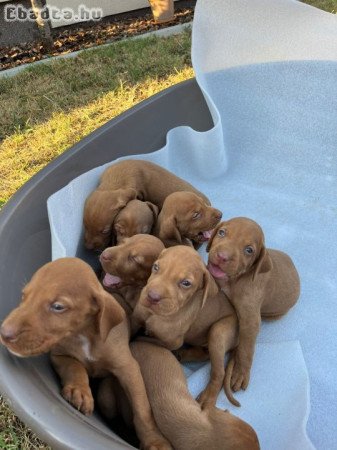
[252,246,273,280]
[159,215,182,245]
[145,201,159,222]
[201,268,219,308]
[92,288,125,342]
[132,255,144,265]
[115,188,137,209]
[114,222,124,233]
[113,223,125,243]
[206,223,222,252]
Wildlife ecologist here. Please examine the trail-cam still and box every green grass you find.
[301,0,337,12]
[0,0,335,445]
[0,30,192,140]
[0,397,49,449]
[0,30,193,204]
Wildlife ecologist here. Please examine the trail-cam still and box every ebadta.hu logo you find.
[4,3,103,23]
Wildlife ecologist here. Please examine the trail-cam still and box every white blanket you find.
[48,0,337,448]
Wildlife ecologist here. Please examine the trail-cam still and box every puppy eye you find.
[192,212,201,220]
[180,279,192,288]
[244,246,254,255]
[50,302,66,313]
[218,229,226,237]
[152,263,159,273]
[101,227,110,235]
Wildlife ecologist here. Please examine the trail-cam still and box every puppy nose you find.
[100,250,111,262]
[0,324,19,343]
[215,210,223,220]
[147,289,161,305]
[217,251,230,262]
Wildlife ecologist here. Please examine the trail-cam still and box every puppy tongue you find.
[102,273,122,287]
[202,230,213,240]
[197,230,213,242]
[208,262,227,279]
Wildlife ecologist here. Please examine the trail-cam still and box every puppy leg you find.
[197,316,238,409]
[112,348,172,450]
[51,354,94,415]
[229,310,261,392]
[97,376,119,420]
[136,335,184,351]
[97,376,135,427]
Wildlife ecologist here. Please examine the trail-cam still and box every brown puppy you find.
[84,160,210,250]
[0,258,172,450]
[98,341,260,450]
[154,191,222,248]
[207,217,300,393]
[84,188,137,250]
[100,234,165,313]
[113,199,159,244]
[132,246,240,408]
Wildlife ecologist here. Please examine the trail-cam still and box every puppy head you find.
[83,188,137,250]
[113,200,159,244]
[207,217,272,282]
[0,258,124,357]
[159,192,222,245]
[100,234,165,289]
[138,246,218,316]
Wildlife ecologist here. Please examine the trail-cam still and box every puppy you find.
[84,160,210,250]
[100,234,165,313]
[154,191,222,248]
[97,341,260,450]
[113,199,159,244]
[84,187,137,250]
[207,217,300,392]
[132,246,240,408]
[0,258,172,450]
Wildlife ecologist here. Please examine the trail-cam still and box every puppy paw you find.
[62,384,94,415]
[196,388,217,410]
[230,363,250,392]
[144,327,154,337]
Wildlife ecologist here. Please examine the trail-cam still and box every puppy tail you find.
[224,357,241,407]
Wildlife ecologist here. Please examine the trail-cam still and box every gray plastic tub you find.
[0,78,213,449]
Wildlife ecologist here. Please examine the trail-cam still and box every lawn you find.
[0,29,193,205]
[0,0,336,447]
[303,0,336,11]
